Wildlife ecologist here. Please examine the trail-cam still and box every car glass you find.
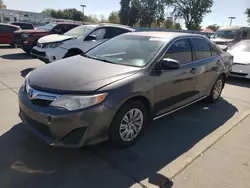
[90,28,107,40]
[40,23,57,31]
[85,35,166,67]
[230,41,250,52]
[64,25,95,37]
[106,27,130,38]
[164,38,192,64]
[191,38,212,60]
[0,25,17,32]
[213,30,237,39]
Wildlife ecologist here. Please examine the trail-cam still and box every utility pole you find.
[80,4,86,21]
[228,17,236,26]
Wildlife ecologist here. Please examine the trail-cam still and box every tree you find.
[128,0,141,26]
[206,24,219,31]
[171,0,213,30]
[42,8,84,21]
[99,14,108,23]
[108,11,120,24]
[245,8,250,25]
[0,0,6,8]
[164,18,182,29]
[119,0,131,25]
[86,14,99,23]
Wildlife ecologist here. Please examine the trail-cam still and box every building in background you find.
[0,8,51,26]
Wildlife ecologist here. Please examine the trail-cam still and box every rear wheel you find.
[206,75,225,103]
[109,101,148,147]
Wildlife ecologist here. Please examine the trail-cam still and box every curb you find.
[139,109,250,188]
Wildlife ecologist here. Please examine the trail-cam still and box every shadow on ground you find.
[21,68,35,77]
[0,98,237,188]
[1,53,33,60]
[0,45,13,49]
[226,77,250,88]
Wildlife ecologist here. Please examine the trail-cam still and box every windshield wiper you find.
[81,54,114,63]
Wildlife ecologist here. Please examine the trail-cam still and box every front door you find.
[153,38,199,116]
[0,25,14,44]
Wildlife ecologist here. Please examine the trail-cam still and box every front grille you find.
[31,49,46,57]
[21,111,54,138]
[230,72,248,77]
[31,99,53,107]
[215,42,228,45]
[13,32,23,45]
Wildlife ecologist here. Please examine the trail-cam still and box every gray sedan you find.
[227,40,250,79]
[18,32,233,148]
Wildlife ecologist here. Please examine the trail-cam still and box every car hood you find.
[227,50,250,65]
[38,34,77,44]
[14,29,48,34]
[29,56,140,93]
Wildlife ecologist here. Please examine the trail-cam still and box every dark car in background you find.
[19,32,233,148]
[13,22,80,53]
[0,23,21,47]
[10,22,34,30]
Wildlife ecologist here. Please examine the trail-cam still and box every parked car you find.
[227,40,250,79]
[0,23,20,47]
[31,24,135,63]
[10,22,34,30]
[210,26,250,51]
[19,32,233,148]
[13,22,80,53]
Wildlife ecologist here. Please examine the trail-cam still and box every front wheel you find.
[206,75,225,103]
[109,101,148,147]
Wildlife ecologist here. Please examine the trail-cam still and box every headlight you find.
[24,72,32,93]
[44,42,63,49]
[50,93,108,111]
[21,33,30,39]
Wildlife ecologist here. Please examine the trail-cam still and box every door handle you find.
[190,68,196,74]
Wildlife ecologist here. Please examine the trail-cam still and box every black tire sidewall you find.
[109,101,148,147]
[208,76,224,102]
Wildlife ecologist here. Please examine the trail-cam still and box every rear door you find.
[0,25,17,44]
[189,37,220,97]
[153,38,200,116]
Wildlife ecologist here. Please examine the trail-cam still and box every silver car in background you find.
[227,40,250,79]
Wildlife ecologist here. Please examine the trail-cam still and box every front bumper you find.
[31,46,67,63]
[230,64,250,79]
[18,87,117,148]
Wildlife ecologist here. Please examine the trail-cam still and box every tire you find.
[206,75,225,103]
[109,101,148,147]
[64,50,81,59]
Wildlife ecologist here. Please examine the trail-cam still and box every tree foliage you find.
[0,0,6,9]
[171,0,213,30]
[119,0,131,25]
[164,18,182,29]
[206,24,219,31]
[246,8,250,25]
[42,8,85,21]
[108,11,120,24]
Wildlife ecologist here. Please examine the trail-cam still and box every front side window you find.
[40,23,57,31]
[106,27,130,38]
[85,35,166,67]
[164,38,192,64]
[64,25,95,37]
[191,38,212,60]
[90,28,107,40]
[1,26,17,32]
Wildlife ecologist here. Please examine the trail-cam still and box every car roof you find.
[56,22,81,25]
[124,31,203,39]
[0,23,20,28]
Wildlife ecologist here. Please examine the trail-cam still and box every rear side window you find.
[0,25,17,32]
[106,27,130,38]
[191,38,212,60]
[164,38,192,64]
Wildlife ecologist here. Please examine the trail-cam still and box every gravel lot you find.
[1,45,250,188]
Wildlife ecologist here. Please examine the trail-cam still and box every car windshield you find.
[85,35,166,67]
[212,30,237,39]
[230,41,250,52]
[39,23,57,31]
[64,25,95,37]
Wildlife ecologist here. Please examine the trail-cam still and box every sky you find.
[4,0,250,28]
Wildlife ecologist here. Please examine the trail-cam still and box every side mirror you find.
[161,58,180,70]
[85,35,97,41]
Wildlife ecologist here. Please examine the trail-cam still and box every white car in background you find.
[31,24,135,63]
[227,40,250,79]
